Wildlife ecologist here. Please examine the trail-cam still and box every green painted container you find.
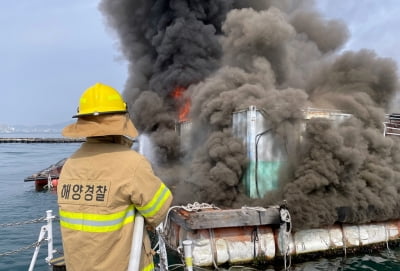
[232,106,286,198]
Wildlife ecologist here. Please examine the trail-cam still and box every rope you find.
[342,223,347,257]
[251,227,259,260]
[180,202,220,212]
[161,202,220,234]
[255,128,272,198]
[167,263,185,271]
[158,202,220,269]
[385,224,391,251]
[279,205,292,271]
[208,228,219,270]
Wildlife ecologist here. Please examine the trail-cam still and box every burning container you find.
[177,106,352,199]
[232,106,287,198]
[232,106,352,198]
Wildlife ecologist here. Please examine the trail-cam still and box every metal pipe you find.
[28,225,47,271]
[183,240,193,271]
[157,223,169,271]
[45,210,55,264]
[129,137,152,271]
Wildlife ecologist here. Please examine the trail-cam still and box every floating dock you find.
[163,205,400,268]
[0,137,85,143]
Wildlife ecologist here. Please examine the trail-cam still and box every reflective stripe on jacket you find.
[59,204,135,232]
[57,137,173,271]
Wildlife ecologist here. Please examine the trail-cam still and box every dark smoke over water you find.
[100,0,400,230]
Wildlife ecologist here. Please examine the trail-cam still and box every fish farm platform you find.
[0,138,85,143]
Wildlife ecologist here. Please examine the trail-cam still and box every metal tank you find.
[232,106,286,198]
[232,106,352,198]
[177,106,352,199]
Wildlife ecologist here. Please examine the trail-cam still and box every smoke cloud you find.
[100,0,400,230]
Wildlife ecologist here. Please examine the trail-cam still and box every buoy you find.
[51,179,59,188]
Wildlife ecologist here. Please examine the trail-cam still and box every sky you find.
[0,1,128,126]
[0,0,399,126]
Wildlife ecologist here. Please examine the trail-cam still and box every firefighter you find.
[57,82,173,271]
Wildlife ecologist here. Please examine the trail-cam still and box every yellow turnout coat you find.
[58,115,173,271]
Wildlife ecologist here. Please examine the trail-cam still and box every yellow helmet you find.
[73,83,127,118]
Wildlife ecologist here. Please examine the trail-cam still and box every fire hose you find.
[128,212,144,271]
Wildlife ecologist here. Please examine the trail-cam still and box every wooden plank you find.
[170,207,281,230]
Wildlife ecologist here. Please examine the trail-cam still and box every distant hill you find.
[0,121,73,134]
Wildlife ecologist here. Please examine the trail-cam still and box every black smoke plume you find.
[100,0,400,230]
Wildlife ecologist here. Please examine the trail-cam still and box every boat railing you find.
[384,113,400,137]
[383,122,400,137]
[0,210,58,270]
[28,210,57,271]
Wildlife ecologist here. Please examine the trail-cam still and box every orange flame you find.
[171,86,191,122]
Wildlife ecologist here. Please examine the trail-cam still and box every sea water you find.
[1,136,400,271]
[0,139,77,271]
